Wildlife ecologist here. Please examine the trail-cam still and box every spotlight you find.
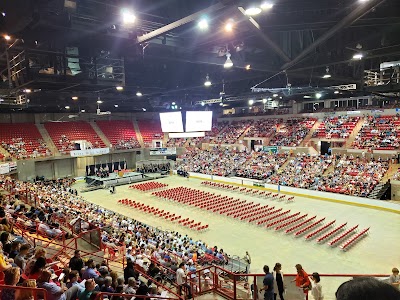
[353,53,363,60]
[224,52,233,68]
[24,89,32,93]
[323,66,331,78]
[3,35,10,41]
[245,64,251,70]
[315,93,322,99]
[198,18,209,30]
[248,99,254,105]
[116,86,124,91]
[204,75,212,87]
[121,8,136,24]
[201,101,205,106]
[114,104,119,108]
[334,91,340,94]
[245,7,262,16]
[136,91,143,97]
[65,106,70,109]
[260,2,274,9]
[273,94,278,97]
[262,98,267,104]
[72,96,78,100]
[224,20,234,32]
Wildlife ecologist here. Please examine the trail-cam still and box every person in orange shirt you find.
[293,264,311,294]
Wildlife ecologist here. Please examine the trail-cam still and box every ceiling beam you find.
[137,2,226,44]
[237,7,291,63]
[281,0,386,71]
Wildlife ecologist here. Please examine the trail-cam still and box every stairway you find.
[236,124,253,143]
[276,157,293,174]
[0,146,11,160]
[345,117,365,148]
[323,163,335,176]
[90,122,110,148]
[367,182,388,199]
[132,119,145,147]
[300,120,321,146]
[383,163,400,181]
[36,124,59,156]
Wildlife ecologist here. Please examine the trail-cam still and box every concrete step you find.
[132,119,145,148]
[345,117,365,148]
[301,120,321,147]
[90,122,111,147]
[36,124,59,156]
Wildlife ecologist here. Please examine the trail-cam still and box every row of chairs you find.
[117,198,208,231]
[201,181,295,203]
[129,181,168,192]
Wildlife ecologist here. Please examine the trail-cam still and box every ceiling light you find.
[245,7,262,16]
[24,89,32,93]
[201,101,205,106]
[315,93,322,99]
[225,20,234,32]
[248,99,254,105]
[304,95,312,99]
[81,109,85,113]
[334,90,340,94]
[262,98,267,104]
[353,53,363,60]
[224,52,233,69]
[3,35,10,41]
[114,104,118,108]
[72,96,78,100]
[142,108,146,111]
[97,100,103,104]
[204,75,212,87]
[260,2,274,9]
[121,8,136,24]
[245,64,251,70]
[1,12,5,17]
[198,18,209,30]
[273,94,278,97]
[220,103,224,106]
[65,106,70,109]
[267,97,272,101]
[323,66,331,78]
[116,86,124,91]
[136,91,142,97]
[172,102,176,105]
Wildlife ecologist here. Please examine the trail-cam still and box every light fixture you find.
[81,109,85,113]
[72,96,78,100]
[198,18,209,30]
[262,98,267,104]
[3,35,10,41]
[224,20,234,32]
[245,7,262,16]
[260,2,274,9]
[121,8,136,24]
[116,86,124,91]
[142,108,146,111]
[353,53,363,60]
[224,52,233,68]
[65,106,70,109]
[334,90,340,94]
[97,100,103,104]
[114,104,119,108]
[136,91,142,97]
[245,64,251,70]
[323,66,332,78]
[220,103,224,106]
[273,94,278,97]
[304,95,312,99]
[1,12,5,17]
[248,99,254,105]
[172,102,176,105]
[204,75,212,87]
[24,89,32,93]
[315,93,322,99]
[267,97,272,101]
[201,101,205,106]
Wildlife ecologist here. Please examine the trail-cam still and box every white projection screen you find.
[185,111,213,132]
[159,112,184,132]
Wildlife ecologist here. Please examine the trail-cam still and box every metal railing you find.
[0,285,48,300]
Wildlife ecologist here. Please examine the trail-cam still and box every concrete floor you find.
[75,175,400,300]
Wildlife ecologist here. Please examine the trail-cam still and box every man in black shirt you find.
[69,250,84,275]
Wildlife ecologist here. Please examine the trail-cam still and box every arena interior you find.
[0,1,400,300]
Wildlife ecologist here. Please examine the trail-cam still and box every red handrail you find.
[0,284,48,300]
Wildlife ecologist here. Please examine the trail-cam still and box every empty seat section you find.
[137,120,163,147]
[96,120,140,149]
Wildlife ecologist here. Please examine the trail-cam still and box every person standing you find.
[273,263,285,300]
[69,250,84,275]
[309,272,324,300]
[389,267,399,289]
[176,262,192,299]
[259,265,274,300]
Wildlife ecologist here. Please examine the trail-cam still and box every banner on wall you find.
[149,148,177,156]
[0,162,17,174]
[70,148,110,157]
[262,146,279,153]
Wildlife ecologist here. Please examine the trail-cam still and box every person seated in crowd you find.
[37,270,80,300]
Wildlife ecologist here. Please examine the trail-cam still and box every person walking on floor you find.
[273,263,285,300]
[259,265,274,300]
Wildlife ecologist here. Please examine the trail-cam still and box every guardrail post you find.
[233,274,237,300]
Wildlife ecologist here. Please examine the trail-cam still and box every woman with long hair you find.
[309,272,324,300]
[293,264,311,295]
[28,256,46,280]
[273,263,285,300]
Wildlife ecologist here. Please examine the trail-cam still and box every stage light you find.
[201,101,205,106]
[353,53,363,60]
[65,106,70,109]
[260,2,274,9]
[245,7,262,16]
[224,52,233,68]
[114,104,119,107]
[198,18,209,30]
[3,35,10,41]
[245,64,251,70]
[248,99,254,105]
[273,94,278,97]
[121,8,136,24]
[262,99,267,104]
[97,100,103,104]
[204,75,212,87]
[136,91,142,97]
[225,20,234,32]
[116,86,124,91]
[72,96,78,100]
[334,90,340,94]
[315,93,322,99]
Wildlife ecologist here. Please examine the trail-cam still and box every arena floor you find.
[75,175,400,299]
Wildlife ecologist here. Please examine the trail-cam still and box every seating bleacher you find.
[352,115,400,149]
[214,120,253,144]
[0,123,51,159]
[269,117,317,146]
[312,116,359,139]
[44,121,106,154]
[96,120,140,149]
[137,120,163,147]
[245,119,281,138]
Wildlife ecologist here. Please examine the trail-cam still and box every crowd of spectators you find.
[1,138,51,160]
[166,138,186,147]
[269,118,316,147]
[245,119,280,138]
[136,162,170,174]
[313,116,359,139]
[114,138,141,150]
[214,121,253,144]
[352,115,400,150]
